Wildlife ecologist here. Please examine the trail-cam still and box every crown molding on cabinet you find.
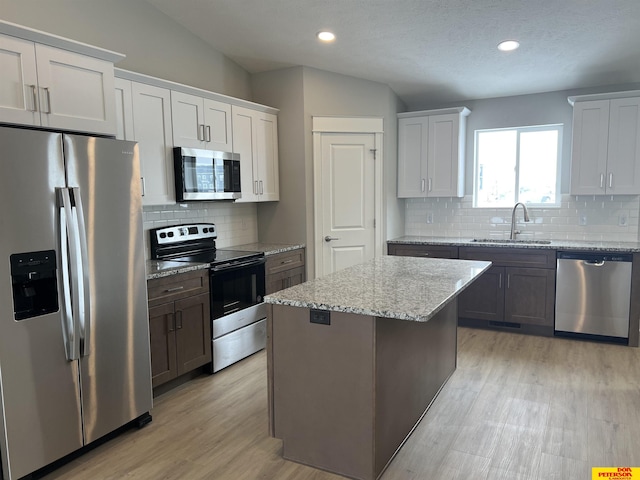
[568,90,640,106]
[397,106,470,119]
[0,19,125,63]
[114,68,279,115]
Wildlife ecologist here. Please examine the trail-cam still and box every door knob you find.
[324,236,340,242]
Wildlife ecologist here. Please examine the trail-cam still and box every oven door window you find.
[210,263,266,318]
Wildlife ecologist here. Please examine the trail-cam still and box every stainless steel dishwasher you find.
[555,251,632,340]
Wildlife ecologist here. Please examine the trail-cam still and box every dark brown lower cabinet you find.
[148,270,211,388]
[265,248,306,294]
[458,247,556,335]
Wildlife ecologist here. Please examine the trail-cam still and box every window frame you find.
[473,124,563,208]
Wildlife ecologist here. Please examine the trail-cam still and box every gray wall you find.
[252,66,404,278]
[0,0,252,99]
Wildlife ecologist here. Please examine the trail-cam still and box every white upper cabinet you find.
[397,107,469,198]
[0,30,118,136]
[232,106,279,202]
[114,77,134,141]
[170,91,232,151]
[131,82,174,206]
[570,93,640,195]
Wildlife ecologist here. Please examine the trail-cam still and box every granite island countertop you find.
[264,256,491,322]
[388,235,640,253]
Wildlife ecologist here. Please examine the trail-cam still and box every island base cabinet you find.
[268,301,458,480]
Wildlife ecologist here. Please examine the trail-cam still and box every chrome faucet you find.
[510,202,530,239]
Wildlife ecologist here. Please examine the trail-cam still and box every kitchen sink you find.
[472,238,552,245]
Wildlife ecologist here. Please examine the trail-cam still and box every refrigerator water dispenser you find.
[10,250,59,320]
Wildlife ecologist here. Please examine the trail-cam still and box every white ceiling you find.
[145,0,640,106]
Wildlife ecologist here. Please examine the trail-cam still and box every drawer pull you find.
[281,259,294,264]
[165,286,184,293]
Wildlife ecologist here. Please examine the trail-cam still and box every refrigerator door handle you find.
[57,188,78,361]
[70,187,92,357]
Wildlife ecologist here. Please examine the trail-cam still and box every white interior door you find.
[319,133,376,276]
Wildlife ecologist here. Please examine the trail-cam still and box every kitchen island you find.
[264,256,490,480]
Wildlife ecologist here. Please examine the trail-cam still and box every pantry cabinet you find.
[0,32,117,135]
[170,91,232,151]
[570,94,640,195]
[232,106,280,202]
[397,107,469,198]
[147,270,211,388]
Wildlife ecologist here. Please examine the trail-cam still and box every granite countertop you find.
[146,260,210,280]
[232,242,305,255]
[388,235,640,253]
[265,256,491,322]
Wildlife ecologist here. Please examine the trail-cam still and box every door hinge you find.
[370,148,377,160]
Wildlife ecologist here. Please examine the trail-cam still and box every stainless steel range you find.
[150,224,266,372]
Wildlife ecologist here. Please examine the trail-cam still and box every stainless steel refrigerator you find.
[0,126,152,480]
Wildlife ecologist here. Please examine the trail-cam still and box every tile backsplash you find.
[405,194,640,242]
[142,202,258,259]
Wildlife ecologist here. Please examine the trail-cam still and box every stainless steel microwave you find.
[173,147,241,201]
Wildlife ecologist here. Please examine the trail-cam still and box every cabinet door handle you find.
[176,311,183,330]
[507,274,510,289]
[609,173,613,189]
[259,180,264,195]
[28,84,38,112]
[498,273,502,289]
[165,286,184,293]
[42,87,52,114]
[167,313,175,332]
[600,173,605,189]
[198,124,204,141]
[206,125,211,142]
[428,178,432,192]
[141,177,146,197]
[421,179,426,192]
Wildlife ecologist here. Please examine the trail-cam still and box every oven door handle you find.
[211,257,266,272]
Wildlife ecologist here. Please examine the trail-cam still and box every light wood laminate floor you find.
[42,328,640,480]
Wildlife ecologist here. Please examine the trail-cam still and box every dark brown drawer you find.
[266,248,305,275]
[458,247,556,269]
[147,269,209,307]
[387,243,459,259]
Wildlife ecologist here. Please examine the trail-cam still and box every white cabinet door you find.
[0,34,40,126]
[131,82,174,206]
[606,97,640,194]
[397,117,428,198]
[171,91,205,149]
[427,113,463,197]
[232,106,280,203]
[171,92,233,152]
[232,106,259,202]
[114,78,134,141]
[570,100,610,195]
[255,112,279,201]
[35,44,116,135]
[203,98,232,152]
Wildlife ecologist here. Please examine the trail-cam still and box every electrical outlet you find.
[579,214,587,226]
[426,212,434,224]
[619,213,628,227]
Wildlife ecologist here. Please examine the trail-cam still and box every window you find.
[474,124,562,208]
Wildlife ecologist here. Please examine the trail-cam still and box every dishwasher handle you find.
[557,251,632,263]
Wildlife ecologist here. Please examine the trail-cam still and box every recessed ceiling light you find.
[317,31,336,42]
[497,40,520,52]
